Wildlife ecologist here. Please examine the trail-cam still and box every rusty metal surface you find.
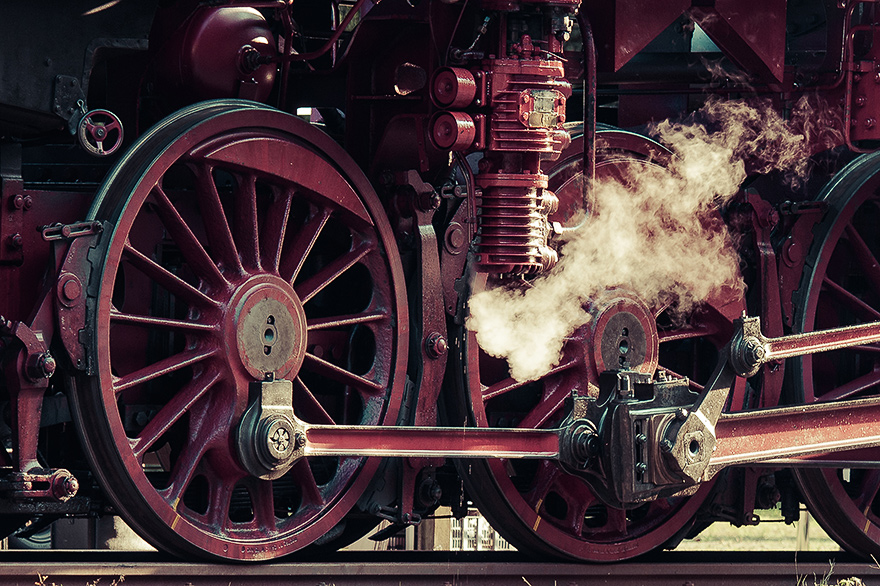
[1,551,878,586]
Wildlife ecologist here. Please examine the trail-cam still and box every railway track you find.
[2,550,879,586]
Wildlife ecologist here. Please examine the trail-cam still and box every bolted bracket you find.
[235,377,302,480]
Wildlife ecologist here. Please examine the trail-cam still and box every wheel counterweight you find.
[70,101,407,561]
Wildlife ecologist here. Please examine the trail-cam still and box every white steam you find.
[467,99,815,382]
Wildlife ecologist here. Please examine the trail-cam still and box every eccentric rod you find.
[730,315,880,377]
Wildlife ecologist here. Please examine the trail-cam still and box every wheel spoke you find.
[605,507,629,535]
[280,206,332,284]
[235,174,261,270]
[853,470,880,514]
[131,370,224,460]
[302,353,383,394]
[206,478,236,530]
[296,241,374,304]
[517,384,570,429]
[523,460,560,512]
[260,187,293,274]
[658,325,717,343]
[150,184,229,290]
[845,224,880,295]
[817,367,880,402]
[251,479,278,531]
[821,276,880,322]
[482,358,578,401]
[192,163,245,276]
[110,309,215,333]
[293,459,326,507]
[556,480,590,535]
[123,242,220,309]
[160,429,213,507]
[294,377,335,424]
[307,311,387,331]
[112,347,218,394]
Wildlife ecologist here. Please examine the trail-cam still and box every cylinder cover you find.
[154,7,277,102]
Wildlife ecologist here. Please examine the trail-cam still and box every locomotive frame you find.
[4,0,880,563]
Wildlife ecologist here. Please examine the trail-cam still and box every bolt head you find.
[39,353,57,377]
[294,431,306,449]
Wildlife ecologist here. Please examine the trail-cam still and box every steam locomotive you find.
[2,0,880,562]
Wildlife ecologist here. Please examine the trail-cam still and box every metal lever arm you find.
[731,315,880,377]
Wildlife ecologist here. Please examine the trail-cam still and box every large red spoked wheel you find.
[71,101,407,561]
[791,151,880,558]
[452,129,745,561]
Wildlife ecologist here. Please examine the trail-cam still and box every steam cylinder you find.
[152,7,277,103]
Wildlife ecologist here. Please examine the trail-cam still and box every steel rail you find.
[1,551,878,586]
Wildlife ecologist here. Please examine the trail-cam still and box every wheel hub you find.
[230,278,307,380]
[589,290,658,376]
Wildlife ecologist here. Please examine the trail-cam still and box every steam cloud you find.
[467,98,818,382]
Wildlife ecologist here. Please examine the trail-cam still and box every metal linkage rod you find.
[299,424,561,460]
[710,396,880,476]
[730,315,880,378]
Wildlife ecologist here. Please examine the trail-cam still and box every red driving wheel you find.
[452,129,745,561]
[791,151,880,558]
[70,101,407,561]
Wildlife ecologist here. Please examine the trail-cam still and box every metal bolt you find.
[23,196,32,210]
[425,333,448,358]
[745,339,766,364]
[12,194,24,209]
[62,277,82,301]
[52,473,79,501]
[635,433,647,445]
[36,353,57,378]
[660,439,674,453]
[867,118,877,129]
[676,408,689,421]
[294,431,306,449]
[8,234,22,249]
[635,462,648,473]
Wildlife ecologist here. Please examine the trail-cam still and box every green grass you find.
[676,508,841,552]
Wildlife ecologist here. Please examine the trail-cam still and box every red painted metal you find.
[10,0,880,564]
[450,133,747,561]
[474,58,571,273]
[69,104,407,561]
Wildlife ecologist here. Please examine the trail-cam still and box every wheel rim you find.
[73,101,407,561]
[454,131,745,561]
[792,151,880,557]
